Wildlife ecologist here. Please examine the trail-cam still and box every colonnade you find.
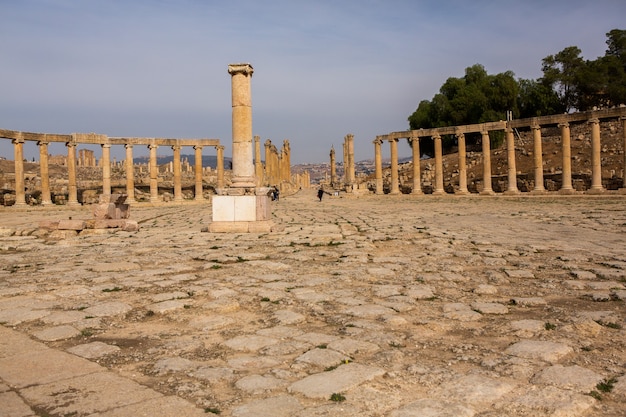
[0,129,221,206]
[262,138,292,188]
[374,108,626,195]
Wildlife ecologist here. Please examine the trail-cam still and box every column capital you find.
[531,123,541,130]
[66,141,77,148]
[37,140,49,146]
[193,144,203,150]
[228,63,254,76]
[171,144,181,151]
[216,145,225,151]
[148,143,158,150]
[588,117,600,125]
[11,132,24,144]
[124,143,133,149]
[101,143,111,149]
[432,134,441,140]
[558,121,570,128]
[455,132,465,139]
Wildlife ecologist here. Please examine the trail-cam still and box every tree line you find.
[408,29,626,146]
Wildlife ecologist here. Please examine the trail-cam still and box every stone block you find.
[57,219,86,231]
[38,220,59,230]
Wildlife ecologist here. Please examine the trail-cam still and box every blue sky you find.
[1,0,625,164]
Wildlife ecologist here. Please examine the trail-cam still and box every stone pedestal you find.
[209,189,273,233]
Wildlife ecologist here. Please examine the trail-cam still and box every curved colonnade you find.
[0,129,222,206]
[374,107,626,195]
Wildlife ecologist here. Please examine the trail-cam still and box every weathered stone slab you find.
[227,356,282,371]
[93,395,207,417]
[0,391,36,417]
[20,371,161,416]
[232,394,302,417]
[274,309,305,324]
[33,325,81,341]
[235,375,287,394]
[295,348,349,368]
[222,335,279,352]
[531,364,604,391]
[83,302,132,317]
[67,341,121,359]
[504,269,535,279]
[443,303,482,321]
[189,315,235,330]
[57,219,86,231]
[153,357,196,374]
[506,385,595,416]
[293,332,340,346]
[288,363,385,399]
[344,304,397,318]
[0,308,51,325]
[147,299,188,314]
[389,398,475,417]
[505,340,573,363]
[471,302,508,315]
[510,297,547,306]
[193,367,236,383]
[437,374,516,406]
[327,338,380,356]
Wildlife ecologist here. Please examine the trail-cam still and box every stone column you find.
[433,134,445,195]
[283,140,291,183]
[480,130,494,195]
[374,138,383,195]
[194,145,204,201]
[409,136,422,195]
[228,63,255,188]
[346,134,355,186]
[38,140,52,205]
[559,122,574,193]
[66,140,79,206]
[456,132,468,194]
[531,122,545,192]
[504,127,519,194]
[101,143,111,196]
[622,117,626,189]
[263,140,272,186]
[216,145,225,189]
[330,146,337,187]
[124,144,136,203]
[148,143,159,203]
[12,135,26,206]
[254,136,263,186]
[172,145,183,202]
[589,118,604,193]
[389,138,400,194]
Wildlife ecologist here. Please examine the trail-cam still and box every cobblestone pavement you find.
[1,190,625,416]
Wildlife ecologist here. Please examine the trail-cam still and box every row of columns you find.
[374,117,626,195]
[9,138,226,206]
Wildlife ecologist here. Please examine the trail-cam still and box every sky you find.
[1,0,625,165]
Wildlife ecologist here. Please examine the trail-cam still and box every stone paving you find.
[1,190,625,416]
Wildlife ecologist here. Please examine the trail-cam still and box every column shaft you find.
[66,141,79,206]
[101,143,111,195]
[228,63,255,187]
[532,123,545,192]
[389,138,400,194]
[374,139,383,194]
[38,141,52,205]
[433,135,445,195]
[13,137,26,206]
[172,145,183,202]
[410,137,422,194]
[505,127,519,194]
[559,122,574,192]
[254,136,263,186]
[480,131,494,195]
[125,144,136,203]
[216,145,225,189]
[149,144,159,202]
[589,118,604,192]
[330,147,337,187]
[194,145,204,200]
[456,133,468,194]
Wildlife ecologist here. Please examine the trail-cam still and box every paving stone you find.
[273,309,305,324]
[67,341,121,359]
[153,357,196,374]
[0,308,51,325]
[474,284,498,295]
[510,297,547,306]
[505,340,573,363]
[193,367,236,383]
[295,348,349,368]
[470,302,508,315]
[227,356,282,371]
[188,314,235,330]
[222,335,279,352]
[531,364,604,391]
[504,385,595,416]
[504,269,535,279]
[443,303,482,321]
[437,374,516,406]
[288,363,385,399]
[91,395,208,417]
[147,299,189,314]
[293,332,340,346]
[33,325,81,341]
[232,394,303,417]
[327,338,380,356]
[235,374,288,394]
[83,302,133,317]
[202,298,240,312]
[151,291,190,302]
[343,304,398,318]
[389,398,475,417]
[20,371,162,416]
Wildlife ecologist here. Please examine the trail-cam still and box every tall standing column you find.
[12,135,26,206]
[194,145,204,201]
[38,140,52,205]
[254,136,263,186]
[409,136,422,195]
[480,130,494,195]
[124,144,136,203]
[216,145,225,189]
[263,140,272,185]
[347,134,355,186]
[374,138,383,195]
[589,118,604,193]
[504,127,519,194]
[389,138,400,194]
[172,145,183,202]
[228,63,255,188]
[101,143,111,196]
[456,132,468,194]
[330,146,337,187]
[531,123,545,192]
[622,117,626,189]
[148,143,159,203]
[559,122,574,193]
[433,134,445,195]
[66,140,79,206]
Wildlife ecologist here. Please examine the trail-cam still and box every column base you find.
[455,189,470,195]
[586,187,605,195]
[503,189,520,195]
[210,193,273,233]
[479,190,495,196]
[558,188,577,195]
[530,189,547,195]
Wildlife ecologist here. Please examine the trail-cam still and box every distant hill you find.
[133,154,233,169]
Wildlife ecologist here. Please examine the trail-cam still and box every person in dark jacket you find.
[317,188,324,202]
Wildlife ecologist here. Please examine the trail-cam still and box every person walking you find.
[317,188,324,202]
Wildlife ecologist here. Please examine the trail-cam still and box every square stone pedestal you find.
[209,194,274,233]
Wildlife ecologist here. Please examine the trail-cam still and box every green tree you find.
[517,78,564,118]
[540,46,584,111]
